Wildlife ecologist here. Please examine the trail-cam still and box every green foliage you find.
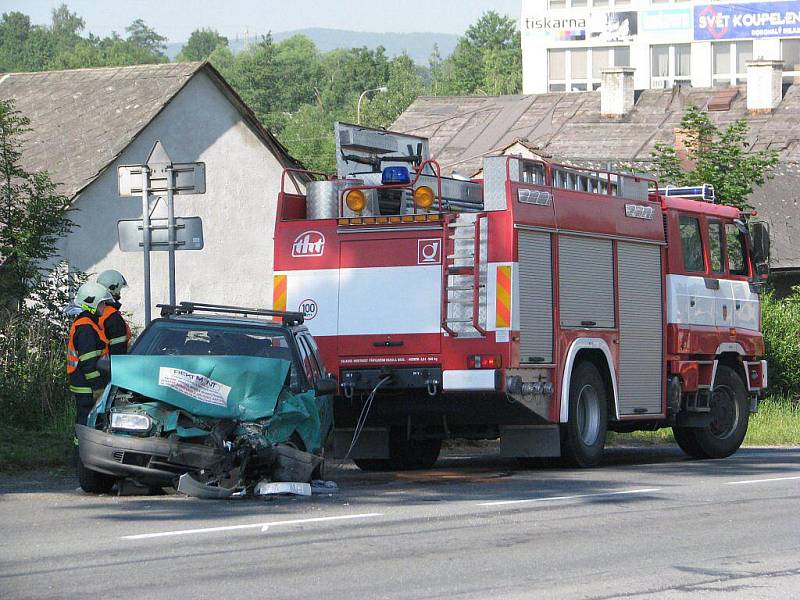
[760,286,800,396]
[0,4,167,72]
[0,99,74,311]
[176,28,228,62]
[359,54,425,129]
[0,312,73,432]
[650,105,779,210]
[432,11,522,95]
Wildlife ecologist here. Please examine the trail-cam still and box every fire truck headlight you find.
[413,186,435,210]
[345,189,366,213]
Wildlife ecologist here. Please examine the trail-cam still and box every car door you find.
[296,333,333,441]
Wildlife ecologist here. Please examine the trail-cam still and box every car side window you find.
[708,221,725,274]
[296,335,320,384]
[301,334,327,376]
[726,223,747,275]
[680,216,705,272]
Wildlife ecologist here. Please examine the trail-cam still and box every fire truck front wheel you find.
[561,361,608,468]
[674,365,749,460]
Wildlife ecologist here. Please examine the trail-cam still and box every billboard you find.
[694,1,800,40]
[640,7,693,33]
[522,11,637,42]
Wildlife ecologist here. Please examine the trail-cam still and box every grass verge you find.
[0,426,73,472]
[610,394,800,447]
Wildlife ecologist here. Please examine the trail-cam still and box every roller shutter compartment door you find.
[617,242,663,416]
[558,236,615,329]
[518,231,553,363]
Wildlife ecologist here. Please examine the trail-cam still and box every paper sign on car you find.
[158,367,231,407]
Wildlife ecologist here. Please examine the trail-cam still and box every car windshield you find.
[133,320,294,360]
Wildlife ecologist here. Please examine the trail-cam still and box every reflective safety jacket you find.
[98,302,131,355]
[67,313,109,395]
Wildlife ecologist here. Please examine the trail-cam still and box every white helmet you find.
[97,269,127,298]
[74,282,113,314]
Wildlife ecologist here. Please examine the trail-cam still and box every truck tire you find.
[392,438,442,470]
[352,458,393,471]
[78,460,117,494]
[561,361,608,468]
[675,365,749,460]
[672,426,707,459]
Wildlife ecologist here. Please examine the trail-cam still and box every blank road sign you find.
[117,217,204,252]
[117,162,206,196]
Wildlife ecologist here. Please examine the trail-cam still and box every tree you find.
[650,105,779,210]
[434,11,521,96]
[125,18,167,58]
[177,28,228,62]
[0,100,73,310]
[360,54,424,129]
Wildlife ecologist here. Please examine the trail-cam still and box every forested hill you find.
[167,28,459,64]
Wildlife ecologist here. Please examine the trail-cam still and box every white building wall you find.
[521,0,794,94]
[62,71,285,328]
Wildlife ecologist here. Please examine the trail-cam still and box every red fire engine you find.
[274,123,771,470]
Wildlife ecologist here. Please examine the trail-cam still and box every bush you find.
[761,286,800,397]
[0,311,73,431]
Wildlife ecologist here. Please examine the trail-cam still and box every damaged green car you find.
[76,303,335,497]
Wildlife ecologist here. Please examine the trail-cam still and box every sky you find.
[1,0,522,42]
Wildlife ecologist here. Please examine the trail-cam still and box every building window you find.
[651,44,691,88]
[782,39,800,82]
[549,47,630,92]
[712,41,752,85]
[549,0,566,7]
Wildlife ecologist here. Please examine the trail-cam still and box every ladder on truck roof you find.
[442,212,487,338]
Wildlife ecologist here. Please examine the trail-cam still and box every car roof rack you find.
[157,302,305,326]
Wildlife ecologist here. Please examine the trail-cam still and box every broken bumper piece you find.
[177,473,241,499]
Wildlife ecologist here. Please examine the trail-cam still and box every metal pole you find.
[141,167,152,326]
[166,165,176,305]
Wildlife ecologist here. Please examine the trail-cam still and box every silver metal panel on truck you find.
[617,241,664,415]
[518,230,553,363]
[558,236,615,329]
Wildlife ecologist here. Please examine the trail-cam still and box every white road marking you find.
[725,475,800,486]
[121,512,383,540]
[477,488,661,507]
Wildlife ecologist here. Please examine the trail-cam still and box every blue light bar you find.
[657,184,716,202]
[381,166,411,185]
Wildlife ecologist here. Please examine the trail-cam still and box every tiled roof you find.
[393,86,800,269]
[0,62,298,199]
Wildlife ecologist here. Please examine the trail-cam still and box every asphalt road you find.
[1,445,799,599]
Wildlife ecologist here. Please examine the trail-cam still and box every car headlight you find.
[110,412,152,432]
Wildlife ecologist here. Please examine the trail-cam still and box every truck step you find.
[448,266,474,275]
[447,253,474,260]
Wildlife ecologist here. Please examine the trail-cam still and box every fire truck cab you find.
[274,123,770,470]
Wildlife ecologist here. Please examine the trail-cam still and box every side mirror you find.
[750,221,771,280]
[314,376,338,396]
[97,355,111,378]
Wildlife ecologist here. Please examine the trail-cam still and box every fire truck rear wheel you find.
[561,361,608,468]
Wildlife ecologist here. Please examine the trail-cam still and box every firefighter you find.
[96,269,131,355]
[68,282,112,431]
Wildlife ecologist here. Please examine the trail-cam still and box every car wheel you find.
[561,361,608,468]
[78,460,116,494]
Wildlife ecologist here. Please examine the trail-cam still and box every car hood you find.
[110,355,295,421]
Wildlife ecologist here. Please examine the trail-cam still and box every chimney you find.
[600,67,635,118]
[746,59,783,113]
